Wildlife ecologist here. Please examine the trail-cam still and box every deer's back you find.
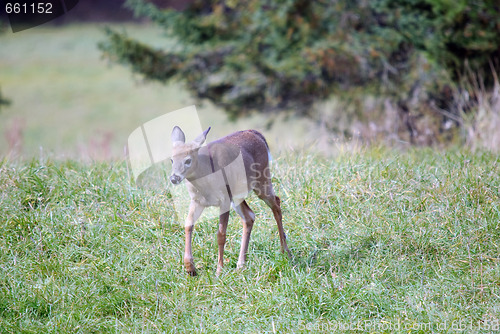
[187,130,271,207]
[207,130,269,167]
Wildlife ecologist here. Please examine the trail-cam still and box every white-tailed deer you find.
[170,126,291,276]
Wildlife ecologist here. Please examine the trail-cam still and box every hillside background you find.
[1,0,499,159]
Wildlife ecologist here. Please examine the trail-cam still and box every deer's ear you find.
[193,127,211,147]
[171,126,186,144]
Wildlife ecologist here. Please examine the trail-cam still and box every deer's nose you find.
[170,174,182,185]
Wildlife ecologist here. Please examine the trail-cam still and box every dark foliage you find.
[100,0,413,117]
[0,88,10,113]
[100,0,500,120]
[0,21,11,113]
[373,0,500,83]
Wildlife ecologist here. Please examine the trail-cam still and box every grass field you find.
[1,148,499,332]
[1,23,500,333]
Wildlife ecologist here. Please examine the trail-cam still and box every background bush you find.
[99,0,500,149]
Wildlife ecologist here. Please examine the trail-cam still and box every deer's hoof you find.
[236,262,246,272]
[216,266,223,277]
[185,261,197,276]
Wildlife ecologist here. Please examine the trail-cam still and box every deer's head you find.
[169,126,210,185]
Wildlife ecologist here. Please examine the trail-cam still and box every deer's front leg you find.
[184,201,204,276]
[235,200,255,270]
[217,211,230,276]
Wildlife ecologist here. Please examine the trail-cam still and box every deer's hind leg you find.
[255,182,292,259]
[234,200,255,269]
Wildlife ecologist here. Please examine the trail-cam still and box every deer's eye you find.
[184,158,192,166]
[170,158,173,164]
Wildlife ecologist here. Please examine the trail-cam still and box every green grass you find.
[1,148,499,332]
[1,22,499,333]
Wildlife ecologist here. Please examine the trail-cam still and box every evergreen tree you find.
[100,0,500,118]
[100,0,411,118]
[373,0,500,83]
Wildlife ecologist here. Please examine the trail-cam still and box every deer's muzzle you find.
[170,174,183,185]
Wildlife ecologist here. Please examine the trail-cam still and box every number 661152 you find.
[5,2,53,14]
